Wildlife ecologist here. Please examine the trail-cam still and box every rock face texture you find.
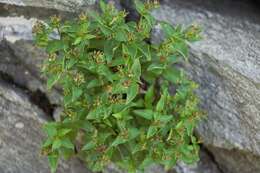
[0,0,260,173]
[151,0,260,173]
[0,80,90,173]
[0,0,97,12]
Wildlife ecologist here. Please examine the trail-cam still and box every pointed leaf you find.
[158,115,173,123]
[72,87,83,101]
[129,128,140,139]
[132,58,141,78]
[82,141,96,151]
[163,68,181,84]
[111,136,127,147]
[138,44,151,61]
[133,109,153,120]
[156,94,165,112]
[48,154,59,173]
[46,40,67,53]
[47,73,61,89]
[126,83,139,104]
[43,123,57,138]
[115,30,128,42]
[52,139,62,150]
[147,126,157,138]
[61,138,74,149]
[144,85,154,108]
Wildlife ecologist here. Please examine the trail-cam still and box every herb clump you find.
[34,1,202,173]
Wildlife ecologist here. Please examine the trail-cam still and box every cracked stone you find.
[0,80,91,173]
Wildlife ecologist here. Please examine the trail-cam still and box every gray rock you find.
[0,40,62,108]
[207,146,260,173]
[0,0,121,13]
[0,16,35,42]
[151,0,260,172]
[0,0,97,12]
[0,80,90,173]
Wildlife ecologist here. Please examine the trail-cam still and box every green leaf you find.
[73,37,82,45]
[147,63,165,71]
[158,115,173,123]
[48,154,59,173]
[138,44,151,61]
[140,157,154,169]
[99,23,112,36]
[42,138,53,148]
[143,14,155,28]
[72,87,83,101]
[156,94,165,112]
[87,79,102,89]
[99,0,106,13]
[127,44,137,59]
[111,136,127,147]
[85,34,96,40]
[43,123,57,138]
[185,121,194,136]
[112,112,123,119]
[135,0,145,14]
[87,106,111,120]
[131,58,141,78]
[46,40,66,53]
[160,22,175,39]
[147,126,157,138]
[133,109,153,120]
[176,121,183,129]
[104,40,117,63]
[171,41,188,59]
[82,141,96,151]
[98,65,113,82]
[47,73,61,89]
[52,139,62,150]
[163,68,181,84]
[61,138,74,149]
[126,83,139,104]
[115,29,128,42]
[144,85,154,108]
[80,121,94,131]
[132,143,142,154]
[66,59,77,69]
[129,128,140,139]
[58,129,72,137]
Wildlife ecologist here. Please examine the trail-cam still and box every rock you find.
[150,0,260,172]
[0,40,62,116]
[0,79,90,173]
[0,0,97,12]
[0,16,36,42]
[0,0,121,14]
[207,146,260,173]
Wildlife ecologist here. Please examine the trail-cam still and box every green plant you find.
[33,1,202,172]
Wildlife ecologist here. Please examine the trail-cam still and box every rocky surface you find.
[151,0,260,172]
[0,79,90,173]
[0,40,62,119]
[0,0,97,12]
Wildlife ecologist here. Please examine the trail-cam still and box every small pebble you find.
[15,122,24,129]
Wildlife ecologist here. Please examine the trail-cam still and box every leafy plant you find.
[33,0,202,172]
